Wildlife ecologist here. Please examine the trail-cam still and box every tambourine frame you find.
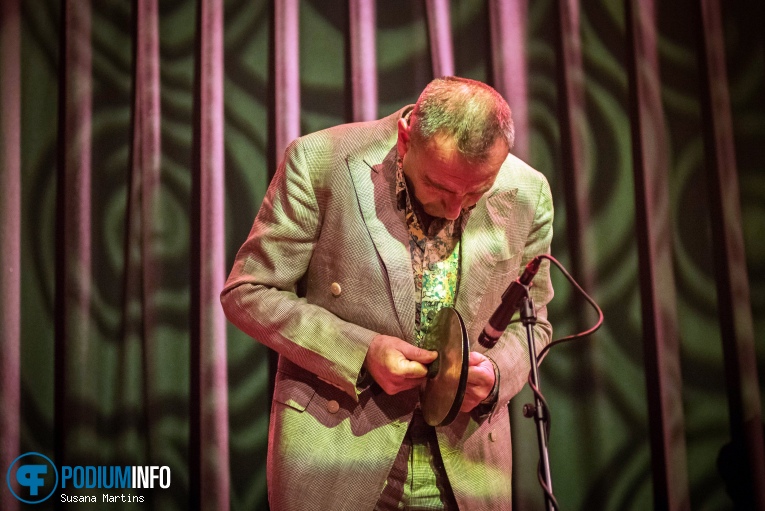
[419,307,469,427]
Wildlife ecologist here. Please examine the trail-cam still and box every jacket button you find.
[330,282,342,296]
[327,400,340,413]
[489,431,497,442]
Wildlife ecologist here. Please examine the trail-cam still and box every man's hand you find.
[460,351,497,412]
[364,335,438,395]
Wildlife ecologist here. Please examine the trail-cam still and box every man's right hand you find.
[364,335,438,395]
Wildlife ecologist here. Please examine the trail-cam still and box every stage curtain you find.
[4,1,764,510]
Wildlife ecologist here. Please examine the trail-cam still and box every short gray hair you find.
[410,76,514,162]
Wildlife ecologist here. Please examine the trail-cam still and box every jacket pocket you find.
[272,371,317,412]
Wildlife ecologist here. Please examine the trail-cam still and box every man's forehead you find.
[418,133,460,157]
[418,134,506,169]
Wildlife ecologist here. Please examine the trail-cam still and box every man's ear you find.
[396,117,411,159]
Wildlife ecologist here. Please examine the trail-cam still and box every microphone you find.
[478,256,542,348]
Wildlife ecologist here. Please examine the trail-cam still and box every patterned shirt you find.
[395,162,472,347]
[378,142,499,511]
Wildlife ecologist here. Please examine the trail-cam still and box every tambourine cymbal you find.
[420,307,469,427]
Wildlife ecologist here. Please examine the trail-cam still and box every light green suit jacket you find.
[221,107,554,511]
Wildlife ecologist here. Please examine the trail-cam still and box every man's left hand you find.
[459,351,496,412]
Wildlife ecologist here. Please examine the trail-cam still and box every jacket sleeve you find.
[220,138,377,400]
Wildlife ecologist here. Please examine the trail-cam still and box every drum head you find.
[420,307,469,427]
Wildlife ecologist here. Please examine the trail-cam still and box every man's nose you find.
[444,198,464,220]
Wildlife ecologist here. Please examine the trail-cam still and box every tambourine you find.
[419,307,469,427]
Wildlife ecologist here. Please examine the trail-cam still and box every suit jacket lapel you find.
[346,147,417,344]
[456,186,519,335]
[344,119,521,346]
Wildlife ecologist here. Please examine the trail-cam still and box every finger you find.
[468,351,488,366]
[466,365,494,384]
[460,396,481,413]
[397,359,430,378]
[381,373,427,394]
[388,376,428,395]
[460,390,487,412]
[401,376,428,388]
[400,343,438,364]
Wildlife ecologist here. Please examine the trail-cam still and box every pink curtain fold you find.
[2,1,759,508]
[697,0,765,506]
[349,0,378,122]
[135,0,162,371]
[122,0,162,464]
[0,1,21,510]
[275,0,301,157]
[625,0,690,508]
[488,4,535,506]
[424,0,454,78]
[554,0,594,293]
[489,0,529,160]
[191,0,230,509]
[55,0,94,464]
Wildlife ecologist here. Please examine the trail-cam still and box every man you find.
[221,77,554,510]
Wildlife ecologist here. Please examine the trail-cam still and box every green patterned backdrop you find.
[17,0,764,509]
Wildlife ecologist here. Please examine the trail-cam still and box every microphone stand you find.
[519,294,557,511]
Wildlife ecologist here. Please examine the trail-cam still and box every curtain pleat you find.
[55,0,94,468]
[553,0,594,295]
[4,1,761,509]
[697,0,765,505]
[488,4,538,507]
[122,0,162,469]
[136,0,162,399]
[489,0,529,160]
[191,0,230,509]
[625,1,690,508]
[0,1,21,510]
[349,0,377,122]
[275,0,301,158]
[424,0,454,77]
